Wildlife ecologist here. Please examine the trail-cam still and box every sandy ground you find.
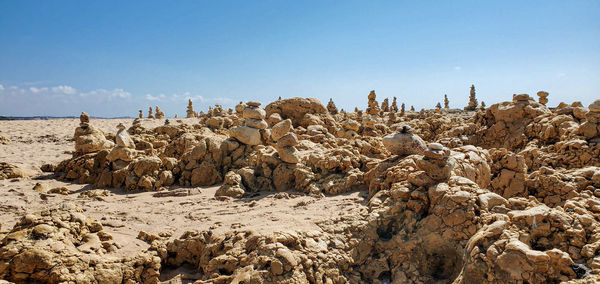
[0,118,368,259]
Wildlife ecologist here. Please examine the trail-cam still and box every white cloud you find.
[0,84,3,91]
[454,66,462,71]
[29,87,48,93]
[145,93,167,101]
[557,72,566,78]
[51,85,77,95]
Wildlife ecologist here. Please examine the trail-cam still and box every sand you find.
[0,118,368,258]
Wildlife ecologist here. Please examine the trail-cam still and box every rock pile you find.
[230,101,266,145]
[366,90,380,115]
[73,112,113,154]
[464,84,478,111]
[186,99,197,118]
[147,107,154,119]
[444,94,449,108]
[138,110,143,119]
[381,98,390,112]
[579,99,600,141]
[538,90,549,105]
[155,106,165,119]
[327,98,338,114]
[391,96,398,112]
[272,119,300,164]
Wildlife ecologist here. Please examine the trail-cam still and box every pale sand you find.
[0,118,367,258]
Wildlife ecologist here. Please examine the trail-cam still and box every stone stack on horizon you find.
[444,94,449,109]
[327,98,338,114]
[186,99,197,118]
[537,91,549,106]
[391,97,398,112]
[464,84,478,111]
[155,106,165,119]
[366,90,380,115]
[381,98,389,113]
[147,107,154,119]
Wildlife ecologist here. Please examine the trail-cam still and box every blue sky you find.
[1,1,599,117]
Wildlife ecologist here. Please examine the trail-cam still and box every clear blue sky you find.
[1,1,599,117]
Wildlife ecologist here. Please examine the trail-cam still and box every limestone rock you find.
[230,126,262,145]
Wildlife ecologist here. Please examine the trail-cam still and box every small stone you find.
[278,146,300,163]
[246,101,261,107]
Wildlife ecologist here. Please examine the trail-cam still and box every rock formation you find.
[465,84,478,110]
[0,162,26,180]
[444,94,449,109]
[391,96,398,112]
[186,99,197,118]
[155,106,165,119]
[538,90,549,105]
[578,99,600,141]
[366,90,380,115]
[27,93,600,283]
[435,102,442,110]
[73,112,114,154]
[229,101,266,145]
[327,98,338,114]
[381,98,389,112]
[147,107,154,119]
[138,110,143,119]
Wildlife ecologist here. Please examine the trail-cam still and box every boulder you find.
[230,126,262,145]
[382,133,427,155]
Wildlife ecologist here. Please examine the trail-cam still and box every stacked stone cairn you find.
[366,90,380,115]
[155,106,165,119]
[579,99,600,142]
[138,110,143,119]
[73,112,114,155]
[327,98,338,114]
[410,105,415,112]
[147,107,154,119]
[186,99,197,118]
[444,94,449,109]
[391,96,398,112]
[229,101,266,146]
[271,119,300,164]
[537,91,549,106]
[381,98,390,113]
[464,84,478,111]
[435,102,442,110]
[106,123,137,170]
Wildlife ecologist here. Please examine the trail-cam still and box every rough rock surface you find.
[1,93,596,283]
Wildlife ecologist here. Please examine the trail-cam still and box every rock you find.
[382,132,427,155]
[246,101,261,107]
[278,146,300,164]
[265,97,327,125]
[242,107,266,119]
[0,162,27,180]
[590,99,600,112]
[116,123,135,148]
[216,171,245,198]
[277,133,299,147]
[271,119,293,141]
[245,119,268,130]
[230,126,262,145]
